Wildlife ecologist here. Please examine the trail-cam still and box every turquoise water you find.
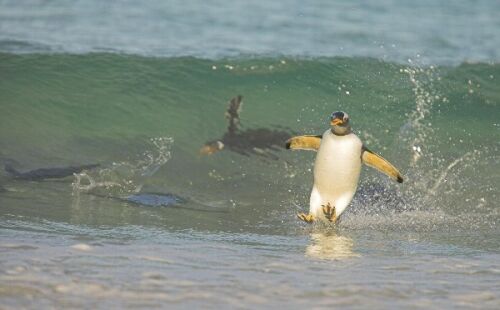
[1,1,500,309]
[1,0,499,64]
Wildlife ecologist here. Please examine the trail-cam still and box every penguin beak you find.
[330,118,343,126]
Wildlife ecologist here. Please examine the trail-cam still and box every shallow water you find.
[1,1,500,309]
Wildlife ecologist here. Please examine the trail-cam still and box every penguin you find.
[4,162,99,181]
[200,95,294,159]
[286,111,403,223]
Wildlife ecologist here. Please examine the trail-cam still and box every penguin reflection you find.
[305,231,360,260]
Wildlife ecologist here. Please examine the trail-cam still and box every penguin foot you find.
[322,203,337,223]
[297,213,315,223]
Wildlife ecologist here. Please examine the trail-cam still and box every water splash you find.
[399,65,447,166]
[72,137,174,197]
[428,149,481,196]
[339,64,499,231]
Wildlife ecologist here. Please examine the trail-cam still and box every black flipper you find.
[225,95,243,135]
[4,163,99,181]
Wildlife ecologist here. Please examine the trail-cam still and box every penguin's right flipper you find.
[285,135,322,151]
[361,147,403,183]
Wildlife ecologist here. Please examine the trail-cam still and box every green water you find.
[2,0,500,307]
[0,53,499,308]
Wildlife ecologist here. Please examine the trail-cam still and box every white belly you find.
[310,130,362,218]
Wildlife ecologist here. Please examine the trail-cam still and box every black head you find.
[329,111,351,135]
[330,111,350,126]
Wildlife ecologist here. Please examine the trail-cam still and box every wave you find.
[0,53,498,231]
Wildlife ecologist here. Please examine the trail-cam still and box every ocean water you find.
[1,1,499,309]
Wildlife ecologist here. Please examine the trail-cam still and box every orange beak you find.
[200,145,217,155]
[330,118,343,126]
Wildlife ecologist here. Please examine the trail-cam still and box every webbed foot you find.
[322,203,337,223]
[297,212,315,224]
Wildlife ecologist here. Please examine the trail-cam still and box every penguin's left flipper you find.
[361,147,404,183]
[285,135,322,151]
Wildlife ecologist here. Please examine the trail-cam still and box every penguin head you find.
[199,140,225,155]
[330,111,351,135]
